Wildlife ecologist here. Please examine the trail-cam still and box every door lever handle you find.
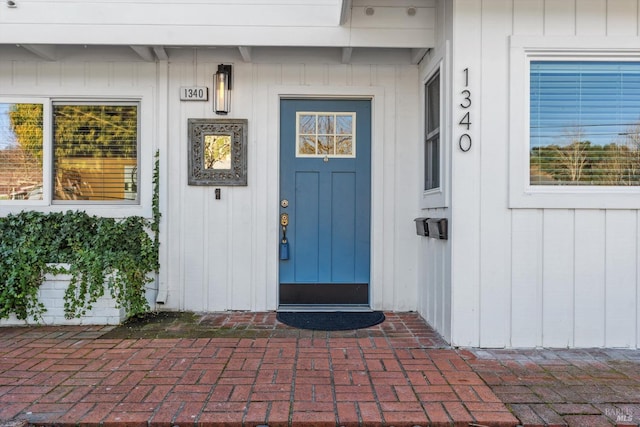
[280,213,289,242]
[279,213,290,260]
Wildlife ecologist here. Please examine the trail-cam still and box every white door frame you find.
[266,85,386,310]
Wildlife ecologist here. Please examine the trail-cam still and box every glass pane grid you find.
[296,112,355,158]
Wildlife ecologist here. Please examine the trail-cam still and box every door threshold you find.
[277,304,372,313]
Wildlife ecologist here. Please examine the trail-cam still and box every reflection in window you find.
[530,61,640,186]
[296,112,355,158]
[204,135,231,169]
[425,72,440,191]
[0,103,44,200]
[53,103,138,201]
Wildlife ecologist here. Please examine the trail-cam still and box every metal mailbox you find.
[414,217,448,240]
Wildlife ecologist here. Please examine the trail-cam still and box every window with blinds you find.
[0,103,44,201]
[53,103,139,202]
[530,61,640,186]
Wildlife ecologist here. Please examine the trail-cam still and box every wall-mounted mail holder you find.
[414,217,448,240]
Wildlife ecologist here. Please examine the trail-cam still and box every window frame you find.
[509,37,640,209]
[295,111,357,159]
[0,95,150,218]
[424,71,441,192]
[0,98,52,207]
[51,100,141,205]
[420,55,448,209]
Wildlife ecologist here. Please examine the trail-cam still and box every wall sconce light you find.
[214,64,232,115]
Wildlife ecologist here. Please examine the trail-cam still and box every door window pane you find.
[296,112,355,158]
[299,135,316,155]
[336,136,353,155]
[317,114,334,134]
[336,115,353,134]
[0,103,44,200]
[299,114,316,134]
[317,136,334,154]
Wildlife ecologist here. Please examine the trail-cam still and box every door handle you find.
[280,213,289,227]
[280,213,289,260]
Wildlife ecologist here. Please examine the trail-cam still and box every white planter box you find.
[0,267,126,326]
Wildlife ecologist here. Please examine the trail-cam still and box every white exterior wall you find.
[417,0,453,343]
[164,50,421,312]
[449,0,640,348]
[0,47,422,314]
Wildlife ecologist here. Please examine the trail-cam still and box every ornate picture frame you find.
[188,118,248,186]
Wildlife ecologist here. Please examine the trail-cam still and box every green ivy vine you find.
[0,150,160,322]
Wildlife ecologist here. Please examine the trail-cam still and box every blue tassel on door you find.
[280,238,289,260]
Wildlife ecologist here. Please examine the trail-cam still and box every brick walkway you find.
[464,348,640,427]
[0,312,639,426]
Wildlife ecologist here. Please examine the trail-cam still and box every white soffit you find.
[0,1,434,49]
[20,44,56,61]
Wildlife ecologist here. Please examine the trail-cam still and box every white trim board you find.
[267,85,386,310]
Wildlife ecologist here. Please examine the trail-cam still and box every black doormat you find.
[276,311,385,331]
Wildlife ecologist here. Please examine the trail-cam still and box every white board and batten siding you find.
[0,46,422,315]
[417,0,453,343]
[449,0,640,348]
[164,51,422,313]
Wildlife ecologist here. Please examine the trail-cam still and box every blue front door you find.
[279,99,371,306]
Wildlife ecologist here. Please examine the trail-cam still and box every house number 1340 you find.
[458,68,472,152]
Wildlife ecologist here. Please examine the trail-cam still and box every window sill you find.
[510,186,640,210]
[0,203,151,219]
[421,187,448,210]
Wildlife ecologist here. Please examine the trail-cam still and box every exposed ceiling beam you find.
[153,46,168,60]
[238,46,252,62]
[21,44,56,61]
[341,47,353,64]
[410,48,428,65]
[340,0,352,25]
[130,46,155,62]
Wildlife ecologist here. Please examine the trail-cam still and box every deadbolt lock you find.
[281,199,289,208]
[280,213,289,227]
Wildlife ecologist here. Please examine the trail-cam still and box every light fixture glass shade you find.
[214,65,231,115]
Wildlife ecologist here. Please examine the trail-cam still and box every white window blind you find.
[530,61,640,186]
[53,103,138,201]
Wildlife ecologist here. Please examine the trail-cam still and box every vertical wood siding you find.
[165,54,421,312]
[0,51,421,314]
[417,0,453,343]
[452,0,640,348]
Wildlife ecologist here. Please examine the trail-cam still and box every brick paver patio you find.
[0,312,639,426]
[464,348,640,427]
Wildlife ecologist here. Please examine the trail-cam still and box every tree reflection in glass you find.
[204,134,231,169]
